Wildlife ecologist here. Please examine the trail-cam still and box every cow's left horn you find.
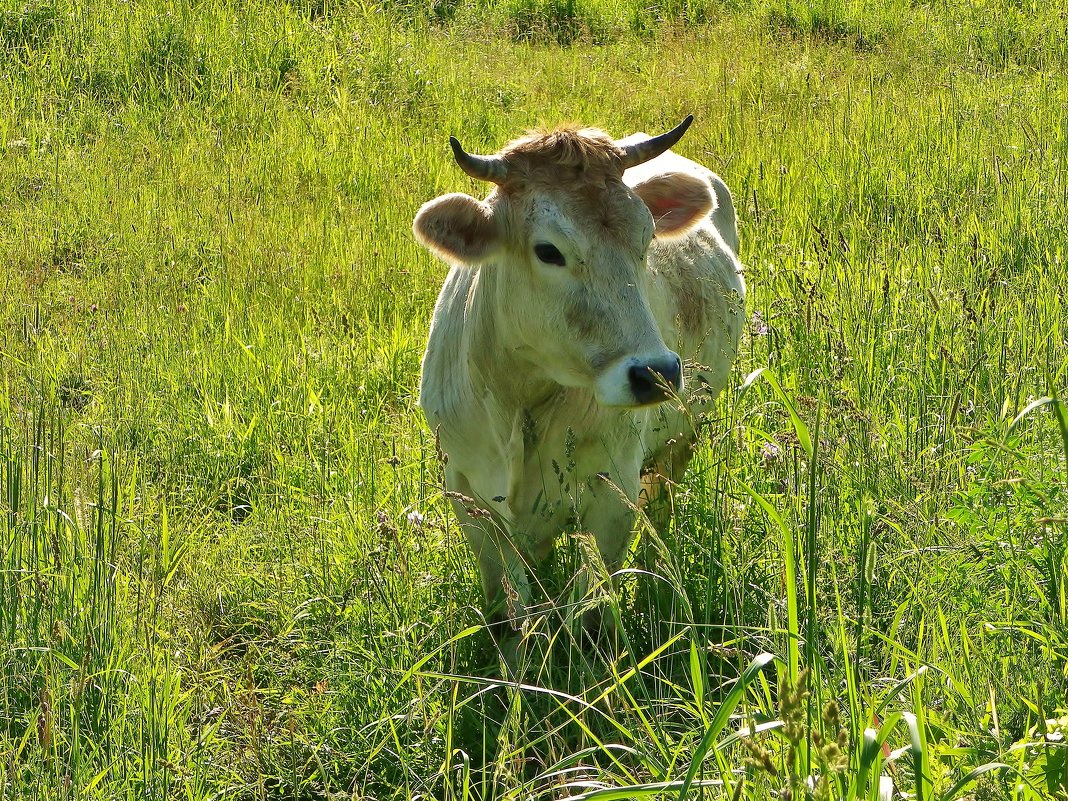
[449,136,510,184]
[619,115,694,169]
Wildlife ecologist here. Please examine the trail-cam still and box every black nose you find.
[628,355,682,405]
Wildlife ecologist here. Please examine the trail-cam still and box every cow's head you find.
[414,116,714,408]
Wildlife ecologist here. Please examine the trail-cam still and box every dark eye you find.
[534,243,566,266]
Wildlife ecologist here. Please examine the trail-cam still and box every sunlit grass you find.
[2,0,1067,797]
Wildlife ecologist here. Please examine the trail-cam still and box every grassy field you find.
[2,0,1068,797]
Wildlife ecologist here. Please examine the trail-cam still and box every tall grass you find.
[2,0,1067,797]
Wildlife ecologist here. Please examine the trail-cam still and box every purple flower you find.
[751,311,769,336]
[406,510,425,528]
[760,441,781,462]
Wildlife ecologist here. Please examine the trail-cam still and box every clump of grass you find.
[0,407,203,799]
[48,225,93,275]
[629,0,719,33]
[373,0,465,24]
[0,2,58,52]
[766,0,893,51]
[273,47,301,92]
[135,19,210,100]
[57,373,91,412]
[361,45,431,112]
[504,0,614,45]
[738,670,854,800]
[285,0,337,20]
[966,5,1061,71]
[68,64,125,102]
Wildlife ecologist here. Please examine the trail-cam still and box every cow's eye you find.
[534,243,566,266]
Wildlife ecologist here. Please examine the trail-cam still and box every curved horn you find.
[619,115,694,169]
[449,136,509,184]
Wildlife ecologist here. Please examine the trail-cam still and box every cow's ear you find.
[413,193,500,265]
[632,172,715,238]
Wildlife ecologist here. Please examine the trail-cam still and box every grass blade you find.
[937,762,1010,801]
[739,479,800,683]
[676,651,775,800]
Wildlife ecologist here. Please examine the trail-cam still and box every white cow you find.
[414,116,745,647]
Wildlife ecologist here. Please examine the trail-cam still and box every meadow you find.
[2,0,1067,797]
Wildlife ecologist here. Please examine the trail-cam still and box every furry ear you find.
[632,172,715,237]
[413,193,500,264]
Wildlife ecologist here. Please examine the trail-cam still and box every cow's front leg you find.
[575,470,642,646]
[445,468,532,637]
[583,479,639,574]
[454,503,532,633]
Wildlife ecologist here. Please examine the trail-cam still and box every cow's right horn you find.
[449,137,510,184]
[619,115,694,169]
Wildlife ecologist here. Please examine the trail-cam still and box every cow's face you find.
[413,124,714,408]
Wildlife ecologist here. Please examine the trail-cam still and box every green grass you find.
[2,0,1067,798]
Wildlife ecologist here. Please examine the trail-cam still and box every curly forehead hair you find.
[497,125,625,184]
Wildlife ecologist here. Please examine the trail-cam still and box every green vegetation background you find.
[2,0,1067,797]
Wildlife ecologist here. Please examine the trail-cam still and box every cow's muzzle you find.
[628,354,682,405]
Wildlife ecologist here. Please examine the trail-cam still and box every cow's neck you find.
[466,264,562,415]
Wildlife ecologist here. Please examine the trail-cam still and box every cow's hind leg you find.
[636,430,709,648]
[640,431,698,535]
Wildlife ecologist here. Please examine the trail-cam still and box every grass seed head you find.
[742,737,778,777]
[780,667,811,745]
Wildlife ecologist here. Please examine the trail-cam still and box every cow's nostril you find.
[628,365,655,403]
[628,355,682,405]
[661,356,682,390]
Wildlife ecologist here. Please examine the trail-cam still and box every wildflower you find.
[1047,713,1068,742]
[376,509,396,537]
[406,510,425,528]
[751,310,770,335]
[760,441,782,463]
